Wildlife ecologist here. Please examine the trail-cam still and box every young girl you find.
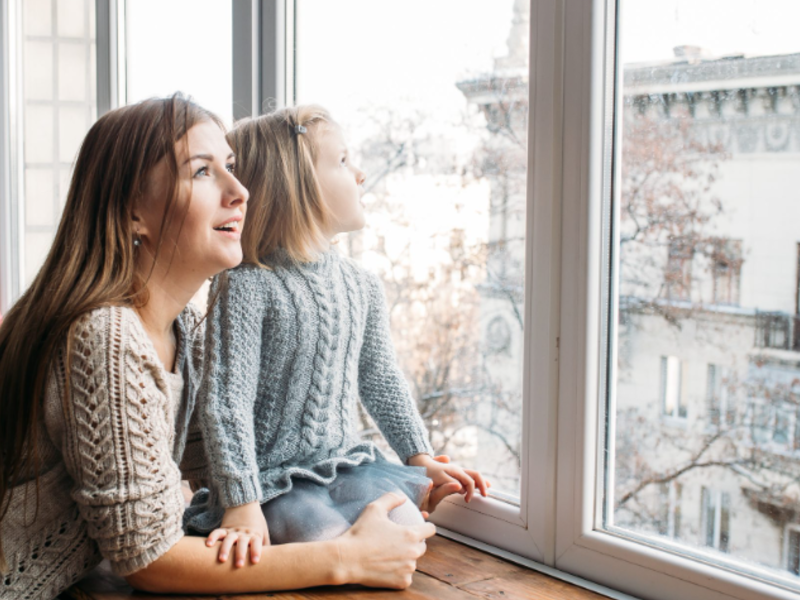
[189,105,488,567]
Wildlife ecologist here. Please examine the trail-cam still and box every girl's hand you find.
[335,492,436,589]
[408,453,491,511]
[205,502,270,568]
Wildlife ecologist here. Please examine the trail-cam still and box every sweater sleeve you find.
[58,307,185,576]
[198,270,266,507]
[358,272,433,462]
[178,304,208,481]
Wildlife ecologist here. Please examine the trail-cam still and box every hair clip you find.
[295,124,307,135]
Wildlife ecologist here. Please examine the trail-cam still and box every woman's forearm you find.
[125,535,346,594]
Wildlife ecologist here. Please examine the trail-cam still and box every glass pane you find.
[20,0,97,287]
[125,0,233,126]
[608,0,800,586]
[295,0,529,496]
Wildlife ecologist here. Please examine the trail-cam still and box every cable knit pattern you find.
[194,249,433,521]
[0,304,207,600]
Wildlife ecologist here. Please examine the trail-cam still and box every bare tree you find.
[344,105,522,486]
[619,102,729,326]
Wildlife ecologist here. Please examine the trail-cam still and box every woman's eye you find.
[226,163,236,174]
[340,156,347,166]
[194,166,209,178]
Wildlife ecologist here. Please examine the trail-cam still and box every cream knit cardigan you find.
[0,304,206,600]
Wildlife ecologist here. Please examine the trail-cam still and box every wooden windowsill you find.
[67,535,612,600]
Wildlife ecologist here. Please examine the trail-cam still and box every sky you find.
[125,0,800,130]
[620,0,800,64]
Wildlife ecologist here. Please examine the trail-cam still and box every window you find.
[747,399,796,450]
[711,238,742,306]
[665,238,693,301]
[1,1,798,598]
[707,364,736,428]
[294,0,528,497]
[702,488,731,553]
[658,481,682,539]
[256,1,800,598]
[592,0,800,597]
[661,356,686,419]
[787,526,800,576]
[125,0,233,125]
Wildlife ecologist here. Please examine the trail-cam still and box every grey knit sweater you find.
[0,305,208,600]
[197,249,432,513]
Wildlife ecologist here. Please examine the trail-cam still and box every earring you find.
[133,233,142,247]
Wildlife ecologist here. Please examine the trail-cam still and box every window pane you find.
[295,0,529,496]
[608,0,800,585]
[20,0,97,287]
[125,0,232,125]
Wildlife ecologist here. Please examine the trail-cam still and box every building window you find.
[787,526,800,576]
[748,400,795,449]
[665,237,693,301]
[661,356,686,418]
[702,488,731,553]
[711,238,742,306]
[707,364,736,427]
[658,481,682,539]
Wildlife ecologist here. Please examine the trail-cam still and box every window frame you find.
[552,1,800,599]
[0,0,21,315]
[275,1,800,598]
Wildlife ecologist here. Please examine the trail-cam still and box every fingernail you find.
[220,555,227,561]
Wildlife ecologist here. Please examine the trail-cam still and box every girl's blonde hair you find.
[226,105,334,266]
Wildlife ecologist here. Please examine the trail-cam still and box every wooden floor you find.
[68,535,611,600]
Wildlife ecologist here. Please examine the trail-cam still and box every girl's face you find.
[136,120,249,284]
[315,124,366,237]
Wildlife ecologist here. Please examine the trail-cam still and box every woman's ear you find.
[130,207,148,241]
[131,193,154,241]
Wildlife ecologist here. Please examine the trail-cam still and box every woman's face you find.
[136,120,249,284]
[314,124,367,236]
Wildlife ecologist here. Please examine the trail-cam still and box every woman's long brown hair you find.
[0,94,219,568]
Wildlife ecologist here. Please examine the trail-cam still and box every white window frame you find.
[547,1,799,599]
[0,0,21,314]
[96,0,126,115]
[269,1,800,598]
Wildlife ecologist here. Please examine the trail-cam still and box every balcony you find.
[754,311,800,352]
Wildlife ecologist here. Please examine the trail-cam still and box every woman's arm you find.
[126,493,435,593]
[58,307,187,575]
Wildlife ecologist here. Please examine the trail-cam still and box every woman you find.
[0,95,434,599]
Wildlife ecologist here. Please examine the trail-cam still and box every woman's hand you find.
[334,493,436,589]
[205,502,270,567]
[409,454,491,511]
